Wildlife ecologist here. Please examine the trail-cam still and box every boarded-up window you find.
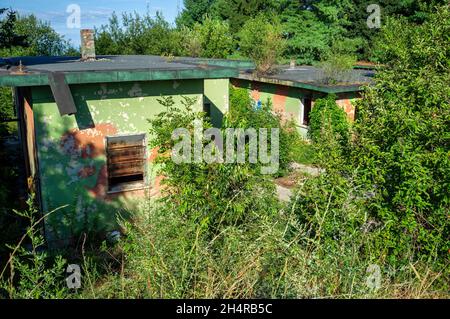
[302,98,312,126]
[106,134,147,192]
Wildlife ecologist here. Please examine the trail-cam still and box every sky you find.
[0,0,182,47]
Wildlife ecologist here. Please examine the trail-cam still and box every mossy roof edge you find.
[237,73,369,94]
[0,67,238,87]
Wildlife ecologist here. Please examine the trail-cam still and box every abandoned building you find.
[232,64,375,137]
[0,32,374,246]
[0,55,238,245]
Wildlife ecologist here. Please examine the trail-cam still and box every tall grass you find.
[76,199,448,299]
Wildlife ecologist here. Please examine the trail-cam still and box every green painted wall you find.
[204,79,230,127]
[232,79,360,138]
[31,78,228,245]
[232,79,313,138]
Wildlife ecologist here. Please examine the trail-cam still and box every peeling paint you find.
[128,83,143,97]
[60,123,118,159]
[30,79,225,244]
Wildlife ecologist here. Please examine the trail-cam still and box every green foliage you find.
[226,85,301,175]
[89,0,450,64]
[289,140,316,166]
[347,0,449,60]
[238,16,285,74]
[81,187,448,298]
[0,196,69,299]
[95,12,185,56]
[91,0,449,63]
[0,9,74,57]
[210,0,278,34]
[294,6,450,271]
[0,87,15,135]
[182,16,233,58]
[280,0,358,64]
[318,54,358,84]
[352,6,450,265]
[13,15,73,56]
[176,0,215,27]
[0,8,27,50]
[148,94,280,230]
[309,94,350,147]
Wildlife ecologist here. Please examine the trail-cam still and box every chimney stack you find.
[80,29,96,61]
[290,59,296,69]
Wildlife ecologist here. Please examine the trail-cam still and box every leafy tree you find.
[96,11,185,56]
[182,16,233,58]
[0,9,74,57]
[176,0,216,27]
[14,14,72,56]
[347,0,449,60]
[210,0,279,34]
[0,8,27,52]
[353,5,450,264]
[238,16,285,74]
[293,5,450,268]
[280,0,358,64]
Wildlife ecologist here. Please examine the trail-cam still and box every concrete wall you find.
[232,79,360,138]
[204,78,230,127]
[29,78,229,245]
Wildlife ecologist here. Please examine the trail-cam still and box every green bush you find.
[308,94,350,147]
[182,16,234,59]
[0,196,69,299]
[238,15,285,75]
[226,85,301,175]
[352,6,450,265]
[148,94,280,230]
[294,6,450,269]
[318,54,357,85]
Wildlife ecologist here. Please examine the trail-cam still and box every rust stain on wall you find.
[78,166,96,178]
[60,123,118,159]
[59,123,118,200]
[250,82,261,102]
[336,98,356,121]
[273,86,289,113]
[148,147,160,162]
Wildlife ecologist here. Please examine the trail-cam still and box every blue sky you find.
[0,0,182,47]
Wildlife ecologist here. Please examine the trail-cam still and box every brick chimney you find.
[80,29,96,61]
[290,59,296,69]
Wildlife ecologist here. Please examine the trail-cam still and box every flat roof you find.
[0,55,239,87]
[238,65,375,93]
[0,55,375,93]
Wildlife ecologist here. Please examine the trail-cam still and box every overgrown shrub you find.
[182,16,234,58]
[148,95,280,231]
[95,12,185,56]
[0,196,69,299]
[293,6,450,270]
[226,85,301,175]
[352,6,450,266]
[308,94,350,148]
[318,54,357,85]
[238,15,285,75]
